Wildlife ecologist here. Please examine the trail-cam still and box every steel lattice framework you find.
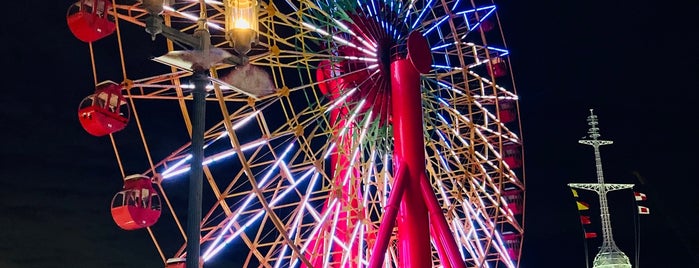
[73,0,526,267]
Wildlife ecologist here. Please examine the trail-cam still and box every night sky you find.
[1,1,697,267]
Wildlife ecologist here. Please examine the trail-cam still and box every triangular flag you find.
[585,232,597,239]
[634,192,647,201]
[638,206,650,215]
[571,188,579,198]
[576,201,589,211]
[580,215,591,225]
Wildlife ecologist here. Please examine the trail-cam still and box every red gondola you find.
[488,57,508,78]
[165,258,186,268]
[66,0,116,42]
[479,19,494,32]
[498,99,516,123]
[502,143,522,169]
[502,232,521,261]
[78,81,130,137]
[503,188,523,215]
[111,174,162,230]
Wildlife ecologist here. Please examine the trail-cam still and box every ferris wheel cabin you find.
[488,57,509,78]
[502,143,523,169]
[503,188,524,215]
[497,99,517,123]
[479,19,495,32]
[66,0,116,42]
[110,174,162,230]
[78,80,130,136]
[502,232,521,261]
[165,258,186,268]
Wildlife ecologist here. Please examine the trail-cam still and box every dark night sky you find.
[1,1,697,267]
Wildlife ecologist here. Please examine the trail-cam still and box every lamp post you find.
[224,0,258,57]
[142,1,258,267]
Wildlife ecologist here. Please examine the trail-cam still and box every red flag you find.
[585,232,597,239]
[580,215,591,225]
[634,192,647,201]
[638,206,650,215]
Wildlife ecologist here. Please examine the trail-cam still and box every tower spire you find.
[568,109,633,268]
[585,109,602,140]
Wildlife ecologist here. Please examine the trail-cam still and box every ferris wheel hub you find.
[406,31,432,74]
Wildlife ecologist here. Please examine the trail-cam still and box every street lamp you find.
[141,0,168,15]
[224,0,258,56]
[140,1,258,267]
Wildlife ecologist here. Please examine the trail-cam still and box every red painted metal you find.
[502,232,521,260]
[502,143,522,169]
[489,57,508,78]
[390,57,431,267]
[78,81,129,136]
[430,224,452,268]
[503,189,523,215]
[111,174,161,230]
[165,258,186,268]
[66,0,116,42]
[406,31,432,75]
[420,174,467,268]
[498,99,516,123]
[480,19,495,32]
[305,60,365,267]
[368,163,409,268]
[333,131,362,266]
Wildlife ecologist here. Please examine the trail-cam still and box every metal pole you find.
[390,57,431,267]
[368,163,408,268]
[143,2,228,267]
[186,71,208,268]
[420,174,466,268]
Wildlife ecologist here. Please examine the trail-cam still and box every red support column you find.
[334,129,362,266]
[305,61,363,267]
[421,174,467,268]
[390,57,431,267]
[430,224,453,268]
[368,163,409,268]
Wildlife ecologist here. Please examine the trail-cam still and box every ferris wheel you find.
[68,0,525,267]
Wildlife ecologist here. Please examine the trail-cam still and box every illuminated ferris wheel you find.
[68,0,525,267]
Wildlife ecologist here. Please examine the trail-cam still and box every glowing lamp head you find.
[225,0,259,55]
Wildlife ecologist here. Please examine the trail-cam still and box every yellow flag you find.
[571,188,579,198]
[577,201,589,210]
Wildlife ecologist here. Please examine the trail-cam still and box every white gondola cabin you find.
[78,80,129,137]
[111,174,161,230]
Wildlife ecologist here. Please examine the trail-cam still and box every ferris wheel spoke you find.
[74,0,525,266]
[202,165,317,261]
[424,120,512,211]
